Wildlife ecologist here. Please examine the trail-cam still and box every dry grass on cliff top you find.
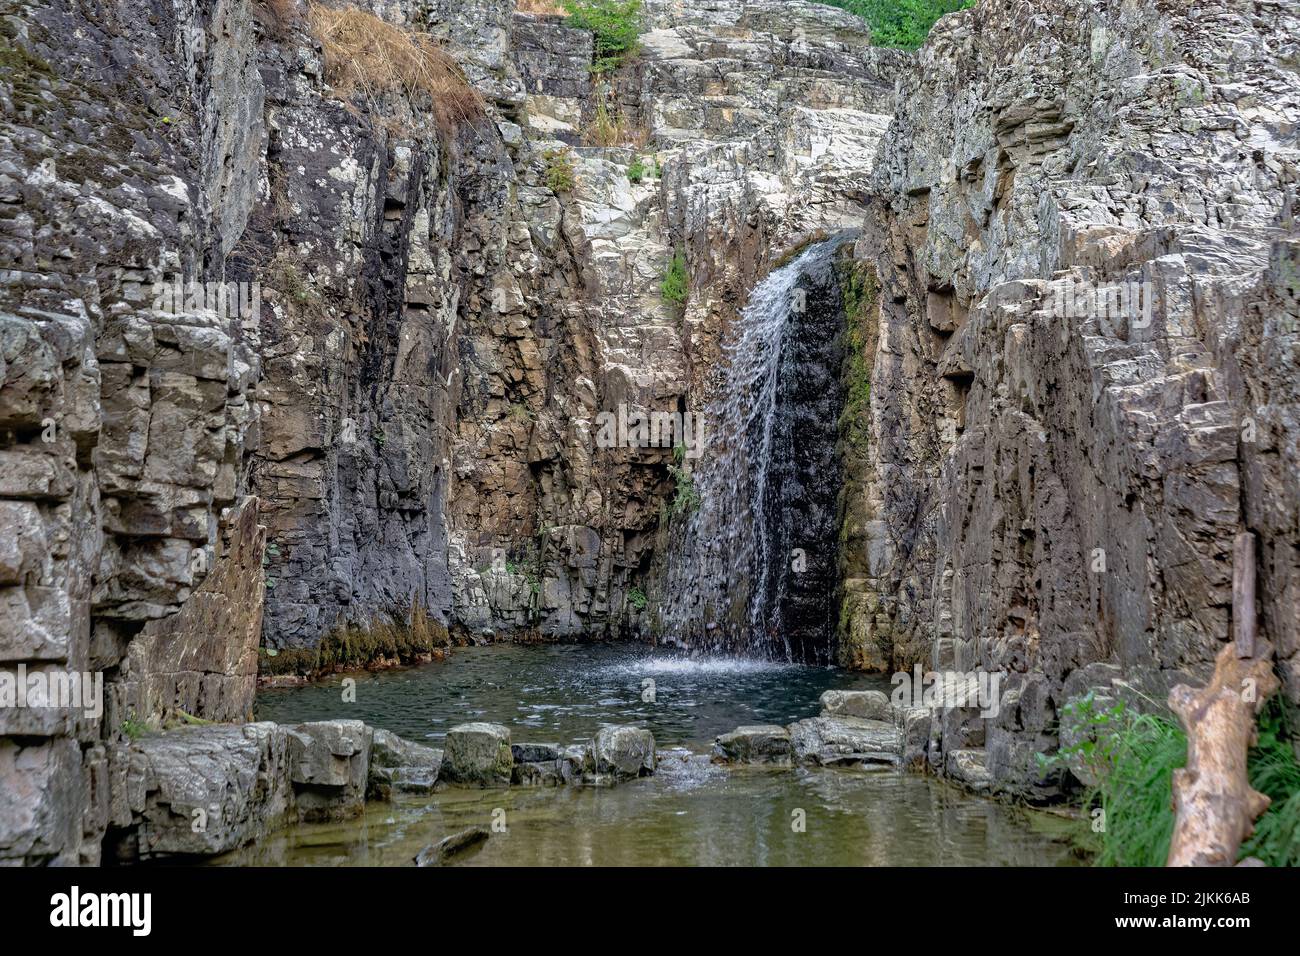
[516,0,570,14]
[308,2,483,133]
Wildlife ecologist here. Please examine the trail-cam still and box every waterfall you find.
[662,235,852,664]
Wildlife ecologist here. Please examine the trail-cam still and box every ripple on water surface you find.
[254,642,889,748]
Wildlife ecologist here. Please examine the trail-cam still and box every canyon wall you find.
[2,0,1297,864]
[863,0,1300,790]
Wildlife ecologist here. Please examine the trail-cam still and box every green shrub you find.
[667,445,700,517]
[561,0,642,73]
[814,0,973,50]
[542,147,577,192]
[626,157,646,183]
[661,250,688,306]
[627,586,648,611]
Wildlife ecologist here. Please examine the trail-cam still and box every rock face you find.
[860,0,1300,792]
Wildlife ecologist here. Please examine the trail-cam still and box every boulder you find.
[788,716,901,767]
[819,689,891,721]
[898,707,932,766]
[945,748,994,793]
[441,722,513,787]
[511,741,562,763]
[512,761,565,787]
[592,725,655,778]
[107,723,295,860]
[713,725,792,765]
[368,728,443,800]
[287,720,373,820]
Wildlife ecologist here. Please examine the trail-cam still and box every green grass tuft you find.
[661,250,688,306]
[813,0,974,50]
[1045,692,1300,867]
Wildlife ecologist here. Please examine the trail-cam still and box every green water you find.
[230,644,1080,866]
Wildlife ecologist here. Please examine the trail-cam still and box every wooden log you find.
[1166,641,1279,867]
[1233,531,1257,658]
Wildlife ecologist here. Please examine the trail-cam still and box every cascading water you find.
[662,235,853,664]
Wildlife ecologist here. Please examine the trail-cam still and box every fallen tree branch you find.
[1167,644,1279,866]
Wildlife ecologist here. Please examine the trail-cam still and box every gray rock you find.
[945,749,994,794]
[511,742,562,763]
[287,720,373,821]
[592,725,656,778]
[441,723,513,787]
[713,725,793,765]
[512,760,565,787]
[368,728,443,800]
[788,716,902,767]
[819,689,892,721]
[898,707,932,767]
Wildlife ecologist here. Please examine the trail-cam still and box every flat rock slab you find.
[713,725,792,765]
[788,716,902,767]
[819,689,891,721]
[442,723,513,787]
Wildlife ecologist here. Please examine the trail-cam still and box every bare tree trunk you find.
[1167,532,1279,867]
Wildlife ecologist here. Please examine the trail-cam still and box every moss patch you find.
[259,604,450,679]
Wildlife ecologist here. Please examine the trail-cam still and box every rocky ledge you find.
[95,717,654,862]
[713,689,994,793]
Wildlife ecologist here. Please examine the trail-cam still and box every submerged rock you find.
[414,826,491,867]
[592,725,656,778]
[442,723,513,787]
[788,716,901,767]
[713,725,793,766]
[819,690,891,721]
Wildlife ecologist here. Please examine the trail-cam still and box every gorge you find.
[1,0,1298,869]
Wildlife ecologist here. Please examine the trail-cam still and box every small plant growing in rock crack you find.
[661,250,688,307]
[542,147,577,193]
[121,713,148,740]
[667,444,700,517]
[627,586,648,611]
[373,428,387,447]
[626,157,646,183]
[560,0,642,75]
